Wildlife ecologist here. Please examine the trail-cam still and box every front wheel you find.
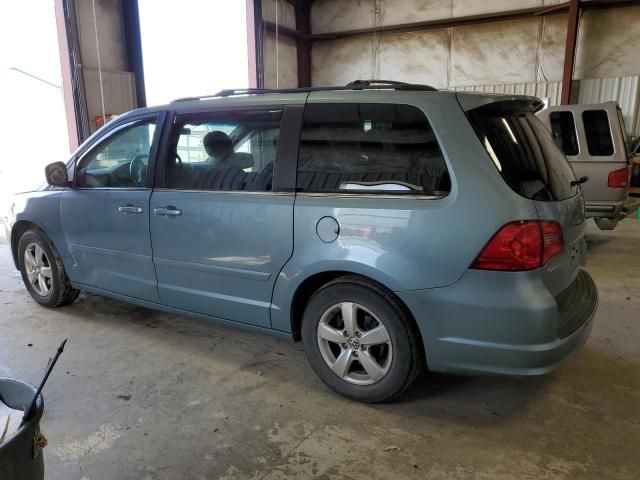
[302,277,422,403]
[18,229,80,307]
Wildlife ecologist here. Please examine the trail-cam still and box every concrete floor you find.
[1,220,639,480]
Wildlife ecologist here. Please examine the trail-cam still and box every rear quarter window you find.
[549,111,579,156]
[582,110,614,156]
[467,101,578,201]
[297,103,450,196]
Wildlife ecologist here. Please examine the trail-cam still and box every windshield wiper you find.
[570,176,589,187]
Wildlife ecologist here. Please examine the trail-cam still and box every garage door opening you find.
[0,0,69,235]
[138,0,249,106]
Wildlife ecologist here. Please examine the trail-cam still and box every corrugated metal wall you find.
[76,0,134,133]
[83,69,137,131]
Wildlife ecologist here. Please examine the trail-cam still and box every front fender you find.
[10,190,68,269]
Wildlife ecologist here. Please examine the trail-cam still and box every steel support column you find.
[54,0,90,150]
[295,0,312,87]
[122,0,147,108]
[247,0,263,88]
[561,0,580,105]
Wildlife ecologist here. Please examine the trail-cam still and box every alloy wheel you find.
[23,242,53,297]
[316,302,393,385]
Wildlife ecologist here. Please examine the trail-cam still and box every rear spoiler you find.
[456,92,545,114]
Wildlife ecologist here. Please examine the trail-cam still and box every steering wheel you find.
[129,154,149,187]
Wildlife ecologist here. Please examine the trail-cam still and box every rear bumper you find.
[396,269,598,376]
[585,200,625,219]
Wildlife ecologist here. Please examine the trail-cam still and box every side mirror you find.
[45,162,71,187]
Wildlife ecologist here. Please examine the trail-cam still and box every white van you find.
[538,101,634,230]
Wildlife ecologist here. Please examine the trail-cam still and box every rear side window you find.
[549,111,579,155]
[297,103,450,196]
[582,110,614,156]
[163,110,282,192]
[467,101,578,201]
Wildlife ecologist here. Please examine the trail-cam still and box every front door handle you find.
[118,205,143,214]
[153,206,182,216]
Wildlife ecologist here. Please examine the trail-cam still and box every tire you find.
[301,276,422,403]
[594,217,616,231]
[17,228,80,307]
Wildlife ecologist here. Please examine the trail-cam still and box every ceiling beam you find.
[263,20,306,39]
[264,4,572,41]
[267,0,639,42]
[309,3,572,40]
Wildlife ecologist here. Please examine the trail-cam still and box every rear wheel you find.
[302,277,422,403]
[18,229,80,307]
[594,217,617,231]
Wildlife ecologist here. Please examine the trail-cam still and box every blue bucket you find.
[0,378,45,480]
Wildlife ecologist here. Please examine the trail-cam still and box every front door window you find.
[76,121,157,188]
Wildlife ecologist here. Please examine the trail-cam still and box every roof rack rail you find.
[345,79,436,90]
[171,80,437,103]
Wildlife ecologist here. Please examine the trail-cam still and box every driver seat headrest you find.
[203,130,233,157]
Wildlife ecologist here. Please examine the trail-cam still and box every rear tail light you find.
[471,220,564,271]
[608,166,629,188]
[541,221,564,264]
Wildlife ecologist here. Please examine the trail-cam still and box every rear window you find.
[467,101,578,201]
[582,110,614,156]
[549,111,579,155]
[297,103,450,196]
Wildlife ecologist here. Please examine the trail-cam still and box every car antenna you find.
[19,339,67,428]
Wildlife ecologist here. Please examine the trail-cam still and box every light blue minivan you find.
[9,82,598,402]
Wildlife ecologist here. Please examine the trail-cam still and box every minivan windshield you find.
[467,101,578,201]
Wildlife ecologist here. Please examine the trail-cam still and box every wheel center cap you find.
[348,336,361,350]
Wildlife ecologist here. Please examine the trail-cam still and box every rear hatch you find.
[461,95,587,298]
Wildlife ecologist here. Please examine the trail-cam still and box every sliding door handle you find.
[153,206,182,216]
[118,205,143,214]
